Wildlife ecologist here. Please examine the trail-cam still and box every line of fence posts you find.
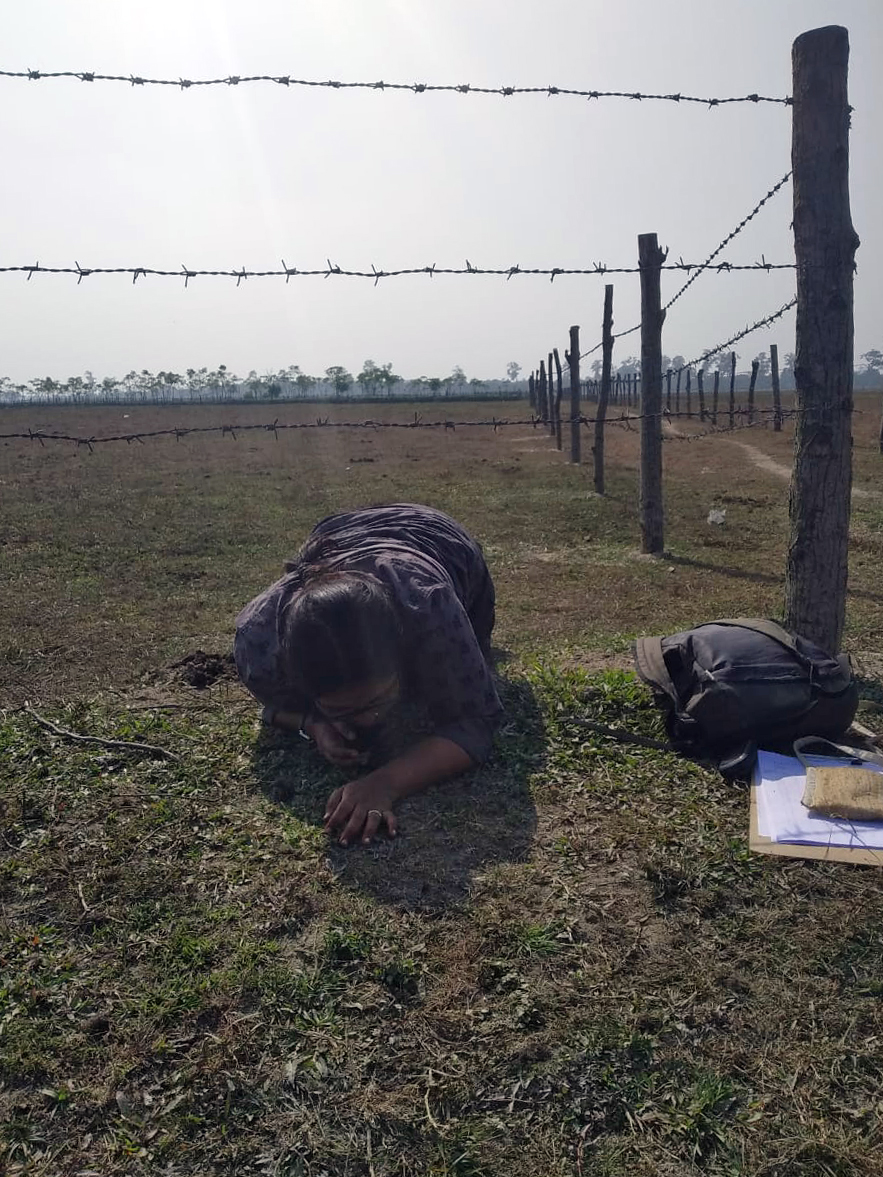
[520,28,853,653]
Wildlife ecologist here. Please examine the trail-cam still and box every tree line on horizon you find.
[0,360,523,406]
[1,351,881,406]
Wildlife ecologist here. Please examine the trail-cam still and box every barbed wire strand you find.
[0,406,802,450]
[578,295,798,384]
[675,296,797,375]
[579,170,793,360]
[0,69,793,106]
[0,259,799,286]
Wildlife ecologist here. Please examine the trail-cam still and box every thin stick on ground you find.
[23,704,180,760]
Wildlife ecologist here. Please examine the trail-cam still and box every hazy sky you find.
[1,0,880,384]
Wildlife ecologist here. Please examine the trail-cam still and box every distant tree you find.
[671,355,686,372]
[753,351,771,381]
[506,361,522,382]
[426,377,443,395]
[376,362,401,397]
[358,360,381,396]
[861,349,883,376]
[451,365,466,387]
[590,359,603,380]
[325,366,352,397]
[295,373,315,398]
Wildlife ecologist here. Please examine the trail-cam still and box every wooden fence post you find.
[665,368,672,413]
[538,361,548,423]
[748,360,759,424]
[675,368,682,415]
[712,369,720,424]
[528,372,536,411]
[697,369,706,422]
[729,352,737,429]
[553,347,564,450]
[784,25,859,651]
[685,367,692,418]
[594,285,614,494]
[639,232,666,554]
[569,326,581,463]
[547,353,555,436]
[770,343,782,431]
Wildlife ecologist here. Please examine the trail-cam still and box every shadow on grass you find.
[668,552,883,605]
[248,669,544,912]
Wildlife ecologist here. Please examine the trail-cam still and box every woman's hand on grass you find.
[306,716,369,768]
[324,775,398,846]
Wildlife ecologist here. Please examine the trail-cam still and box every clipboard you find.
[749,785,883,866]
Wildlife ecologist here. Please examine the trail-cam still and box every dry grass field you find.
[2,395,883,1176]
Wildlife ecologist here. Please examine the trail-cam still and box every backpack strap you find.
[632,636,681,709]
[711,617,807,659]
[794,736,883,770]
[711,618,853,692]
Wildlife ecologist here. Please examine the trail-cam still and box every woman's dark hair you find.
[280,568,402,698]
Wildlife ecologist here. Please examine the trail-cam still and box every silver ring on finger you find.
[367,809,383,818]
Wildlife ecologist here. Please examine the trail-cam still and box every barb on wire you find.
[578,170,793,360]
[0,406,804,449]
[0,68,793,105]
[0,259,799,284]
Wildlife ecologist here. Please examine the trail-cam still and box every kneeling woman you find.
[234,504,502,846]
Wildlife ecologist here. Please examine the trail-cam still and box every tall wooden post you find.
[697,369,706,422]
[729,352,737,429]
[748,360,759,424]
[538,361,548,423]
[639,233,666,555]
[528,371,536,411]
[675,367,681,415]
[712,369,720,424]
[594,285,614,494]
[569,326,581,463]
[784,25,859,651]
[553,348,564,450]
[547,352,555,436]
[665,368,672,413]
[770,343,783,431]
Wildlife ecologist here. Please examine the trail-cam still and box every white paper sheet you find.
[754,750,883,849]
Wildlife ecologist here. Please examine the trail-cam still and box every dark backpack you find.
[633,618,858,777]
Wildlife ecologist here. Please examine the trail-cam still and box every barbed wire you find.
[0,69,793,106]
[675,296,797,375]
[578,171,793,360]
[0,406,800,450]
[663,172,792,315]
[0,259,799,286]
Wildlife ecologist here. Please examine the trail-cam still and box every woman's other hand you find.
[306,716,369,768]
[324,776,398,846]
